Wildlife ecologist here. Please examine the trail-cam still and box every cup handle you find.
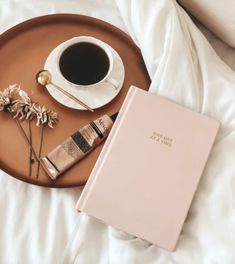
[105,78,119,90]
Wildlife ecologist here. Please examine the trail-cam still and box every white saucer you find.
[44,38,125,110]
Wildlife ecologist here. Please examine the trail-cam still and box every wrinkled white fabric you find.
[1,0,235,263]
[63,1,235,264]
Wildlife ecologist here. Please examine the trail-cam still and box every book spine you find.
[76,86,138,211]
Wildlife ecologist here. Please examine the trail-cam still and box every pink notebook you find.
[76,86,219,251]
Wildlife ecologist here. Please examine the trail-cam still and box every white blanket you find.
[1,0,235,263]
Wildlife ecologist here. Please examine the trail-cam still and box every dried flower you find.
[0,84,20,111]
[0,84,59,178]
[34,106,59,128]
[11,90,36,120]
[0,84,59,126]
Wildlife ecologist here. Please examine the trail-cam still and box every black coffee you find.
[59,42,110,85]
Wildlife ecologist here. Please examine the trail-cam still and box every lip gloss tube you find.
[40,113,118,180]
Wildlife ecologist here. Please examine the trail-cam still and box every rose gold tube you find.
[40,113,117,180]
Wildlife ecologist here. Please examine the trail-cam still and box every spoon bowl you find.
[36,70,52,86]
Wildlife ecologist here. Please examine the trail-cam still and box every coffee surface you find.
[59,42,110,85]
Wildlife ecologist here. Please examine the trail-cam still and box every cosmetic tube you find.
[40,113,118,180]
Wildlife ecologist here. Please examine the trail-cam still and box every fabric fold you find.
[64,0,235,263]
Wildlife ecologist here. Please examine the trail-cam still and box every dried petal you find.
[47,111,59,128]
[18,90,31,104]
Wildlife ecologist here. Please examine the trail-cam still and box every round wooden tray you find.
[0,14,150,188]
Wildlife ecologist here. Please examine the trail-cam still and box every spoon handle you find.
[51,82,94,112]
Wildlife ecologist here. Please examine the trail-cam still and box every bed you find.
[0,0,235,263]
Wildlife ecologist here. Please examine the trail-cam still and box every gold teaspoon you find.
[35,70,94,112]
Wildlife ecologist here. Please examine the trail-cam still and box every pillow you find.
[178,0,235,48]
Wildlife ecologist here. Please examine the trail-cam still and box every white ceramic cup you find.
[56,36,119,90]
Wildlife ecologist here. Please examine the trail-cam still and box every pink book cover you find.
[76,86,220,251]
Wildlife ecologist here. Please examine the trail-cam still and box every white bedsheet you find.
[1,1,235,263]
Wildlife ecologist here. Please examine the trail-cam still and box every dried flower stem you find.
[14,117,39,163]
[28,121,32,177]
[36,125,44,178]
